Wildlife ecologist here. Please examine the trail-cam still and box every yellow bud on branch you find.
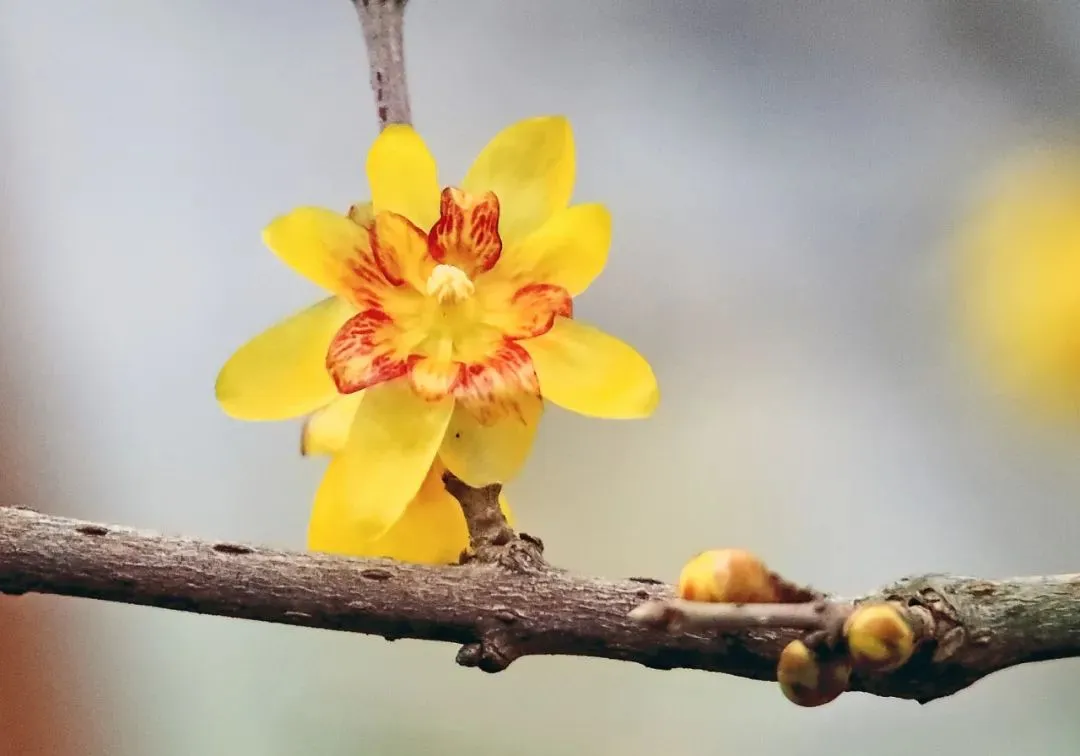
[843,602,916,672]
[777,640,851,707]
[677,548,782,604]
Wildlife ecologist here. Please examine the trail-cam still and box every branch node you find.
[491,606,523,625]
[212,542,253,555]
[627,600,681,630]
[933,626,969,663]
[359,567,393,581]
[519,532,545,551]
[76,525,109,537]
[455,626,521,673]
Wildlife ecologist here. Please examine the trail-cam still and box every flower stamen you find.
[426,264,475,304]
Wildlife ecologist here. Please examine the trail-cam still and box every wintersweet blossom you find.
[216,116,659,549]
[955,145,1080,418]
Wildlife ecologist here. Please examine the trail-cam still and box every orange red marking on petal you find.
[321,181,579,414]
[455,340,540,423]
[409,357,464,401]
[429,188,502,276]
[371,212,434,291]
[334,212,429,309]
[503,283,573,339]
[342,242,403,310]
[326,309,414,393]
[371,227,406,286]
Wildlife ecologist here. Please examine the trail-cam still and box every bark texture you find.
[1,506,1077,704]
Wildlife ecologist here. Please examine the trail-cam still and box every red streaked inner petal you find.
[428,187,502,276]
[339,216,428,326]
[342,239,401,311]
[477,280,573,341]
[409,356,464,401]
[326,309,416,393]
[505,283,573,339]
[454,340,540,423]
[372,237,405,286]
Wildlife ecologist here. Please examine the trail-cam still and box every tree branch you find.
[351,0,411,128]
[1,506,1077,703]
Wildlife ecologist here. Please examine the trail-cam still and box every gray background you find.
[2,1,1080,754]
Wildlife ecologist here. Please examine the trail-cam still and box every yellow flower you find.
[300,394,513,564]
[216,116,659,546]
[954,144,1080,418]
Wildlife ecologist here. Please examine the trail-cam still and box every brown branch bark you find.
[351,0,411,128]
[1,506,1077,704]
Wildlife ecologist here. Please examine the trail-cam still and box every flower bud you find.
[843,602,915,672]
[777,640,850,707]
[677,549,779,603]
[347,201,373,226]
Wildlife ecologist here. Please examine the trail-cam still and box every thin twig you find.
[629,597,847,633]
[1,506,1079,703]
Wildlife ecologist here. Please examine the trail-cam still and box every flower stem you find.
[442,471,546,571]
[441,472,513,550]
[350,0,412,128]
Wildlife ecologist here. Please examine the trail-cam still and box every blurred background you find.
[3,1,1080,754]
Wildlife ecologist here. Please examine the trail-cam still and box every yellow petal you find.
[495,203,611,296]
[308,458,515,565]
[312,381,454,540]
[367,124,441,231]
[462,116,575,244]
[521,317,659,419]
[262,207,374,298]
[216,296,355,421]
[301,392,366,456]
[439,395,542,486]
[499,492,515,529]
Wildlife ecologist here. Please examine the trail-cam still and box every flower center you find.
[425,264,475,304]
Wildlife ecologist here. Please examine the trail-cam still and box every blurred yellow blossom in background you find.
[955,143,1080,421]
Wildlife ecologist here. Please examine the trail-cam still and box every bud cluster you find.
[676,549,917,707]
